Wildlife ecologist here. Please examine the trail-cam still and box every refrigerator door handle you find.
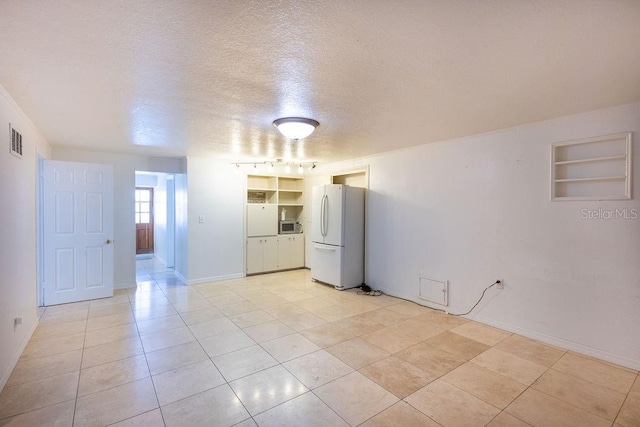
[319,194,325,236]
[320,194,327,237]
[323,194,329,237]
[320,195,323,236]
[313,243,336,252]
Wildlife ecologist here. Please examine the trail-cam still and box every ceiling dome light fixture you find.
[272,117,319,140]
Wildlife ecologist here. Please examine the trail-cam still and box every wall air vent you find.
[9,123,23,158]
[419,276,448,306]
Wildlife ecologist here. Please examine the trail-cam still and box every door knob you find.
[106,239,113,244]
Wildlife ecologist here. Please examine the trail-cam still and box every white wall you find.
[184,156,245,284]
[0,86,50,390]
[51,148,184,288]
[134,174,158,187]
[166,176,176,268]
[174,167,188,280]
[311,102,640,369]
[152,174,168,265]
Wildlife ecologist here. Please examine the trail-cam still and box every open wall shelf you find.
[551,132,632,201]
[246,174,304,221]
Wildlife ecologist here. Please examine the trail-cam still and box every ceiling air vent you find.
[9,123,23,158]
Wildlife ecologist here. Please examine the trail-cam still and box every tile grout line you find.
[167,277,255,426]
[141,274,167,427]
[71,305,90,427]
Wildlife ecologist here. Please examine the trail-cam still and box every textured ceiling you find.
[1,1,640,164]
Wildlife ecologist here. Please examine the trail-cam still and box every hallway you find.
[136,257,177,284]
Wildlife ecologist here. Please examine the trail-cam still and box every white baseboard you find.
[174,271,187,284]
[472,314,640,371]
[376,286,640,371]
[0,319,38,392]
[114,282,137,290]
[186,273,244,286]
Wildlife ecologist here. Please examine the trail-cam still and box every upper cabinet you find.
[277,177,304,223]
[247,175,304,227]
[277,177,304,205]
[247,174,304,223]
[247,175,277,204]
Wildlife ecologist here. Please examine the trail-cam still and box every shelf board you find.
[278,203,304,207]
[554,176,626,183]
[248,188,276,192]
[552,195,631,201]
[554,155,626,165]
[277,189,303,193]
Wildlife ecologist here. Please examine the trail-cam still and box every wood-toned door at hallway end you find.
[135,187,154,254]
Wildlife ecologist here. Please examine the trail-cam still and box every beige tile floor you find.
[1,266,639,426]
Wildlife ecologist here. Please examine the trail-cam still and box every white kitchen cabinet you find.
[246,237,263,274]
[246,174,305,275]
[263,237,278,272]
[278,235,305,270]
[247,204,278,236]
[246,236,278,274]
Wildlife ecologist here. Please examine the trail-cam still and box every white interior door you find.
[43,160,114,305]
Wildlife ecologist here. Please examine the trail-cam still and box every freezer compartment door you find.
[311,242,343,288]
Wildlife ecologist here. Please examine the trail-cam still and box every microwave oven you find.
[280,220,301,234]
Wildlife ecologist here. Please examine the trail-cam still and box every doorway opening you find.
[135,172,176,283]
[135,187,154,255]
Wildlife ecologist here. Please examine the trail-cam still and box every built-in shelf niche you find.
[551,132,632,201]
[278,177,304,206]
[246,174,304,221]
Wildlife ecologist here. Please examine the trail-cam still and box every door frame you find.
[166,176,176,267]
[36,155,44,306]
[135,186,155,255]
[133,172,177,267]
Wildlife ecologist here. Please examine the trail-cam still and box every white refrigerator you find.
[311,184,365,290]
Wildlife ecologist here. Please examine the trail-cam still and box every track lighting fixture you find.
[230,159,318,174]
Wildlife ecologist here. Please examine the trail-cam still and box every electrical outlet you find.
[496,279,504,289]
